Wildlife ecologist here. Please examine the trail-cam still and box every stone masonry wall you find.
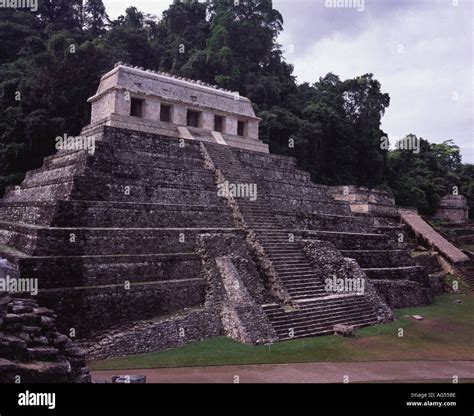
[372,280,433,308]
[83,308,223,361]
[198,233,278,344]
[302,239,394,322]
[0,294,90,383]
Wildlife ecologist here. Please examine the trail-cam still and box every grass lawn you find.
[89,294,474,371]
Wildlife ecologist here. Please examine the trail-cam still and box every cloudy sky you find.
[103,0,474,163]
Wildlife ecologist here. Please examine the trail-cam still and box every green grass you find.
[89,294,474,371]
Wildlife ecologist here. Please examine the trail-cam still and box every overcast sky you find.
[103,0,474,163]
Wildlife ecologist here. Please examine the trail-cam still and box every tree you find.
[0,0,472,219]
[83,0,108,37]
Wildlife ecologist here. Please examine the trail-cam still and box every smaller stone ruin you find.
[331,186,398,217]
[435,195,469,224]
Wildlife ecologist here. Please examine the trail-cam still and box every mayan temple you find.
[0,64,446,359]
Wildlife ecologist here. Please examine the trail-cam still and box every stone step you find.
[106,137,203,159]
[266,295,365,307]
[284,282,326,291]
[242,200,350,215]
[13,252,203,288]
[27,347,60,361]
[248,224,280,229]
[266,297,371,315]
[260,243,300,249]
[264,249,302,255]
[285,290,327,298]
[270,256,309,263]
[0,221,240,256]
[17,172,218,193]
[0,200,233,228]
[206,150,299,172]
[273,263,312,270]
[279,277,323,285]
[262,297,366,315]
[281,296,365,307]
[262,295,378,340]
[363,266,426,281]
[270,309,376,330]
[275,268,316,275]
[259,237,301,243]
[284,287,327,295]
[94,160,216,181]
[232,180,340,197]
[282,279,324,286]
[339,249,415,268]
[245,218,277,223]
[37,277,207,334]
[302,231,394,250]
[269,305,374,328]
[261,242,301,248]
[275,266,317,274]
[109,154,208,172]
[275,272,317,279]
[4,176,223,205]
[276,317,378,340]
[24,163,86,186]
[458,234,474,244]
[271,263,311,270]
[259,234,298,239]
[43,149,87,165]
[287,290,327,299]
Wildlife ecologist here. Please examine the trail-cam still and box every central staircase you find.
[203,143,393,339]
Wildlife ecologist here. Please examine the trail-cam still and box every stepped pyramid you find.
[0,65,436,357]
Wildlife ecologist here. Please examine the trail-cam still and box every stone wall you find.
[83,308,223,361]
[83,64,267,151]
[435,194,469,223]
[412,252,446,297]
[413,252,442,274]
[38,279,207,335]
[331,185,398,217]
[302,239,394,322]
[82,232,278,360]
[0,294,90,383]
[198,233,278,345]
[372,280,433,308]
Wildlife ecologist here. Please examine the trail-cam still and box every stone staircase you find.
[254,229,328,300]
[204,143,386,338]
[457,266,474,292]
[262,295,378,340]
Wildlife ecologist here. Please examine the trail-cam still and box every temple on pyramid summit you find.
[82,63,267,153]
[0,64,448,360]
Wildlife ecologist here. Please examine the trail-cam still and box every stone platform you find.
[0,126,438,358]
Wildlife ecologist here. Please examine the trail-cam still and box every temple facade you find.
[81,64,268,153]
